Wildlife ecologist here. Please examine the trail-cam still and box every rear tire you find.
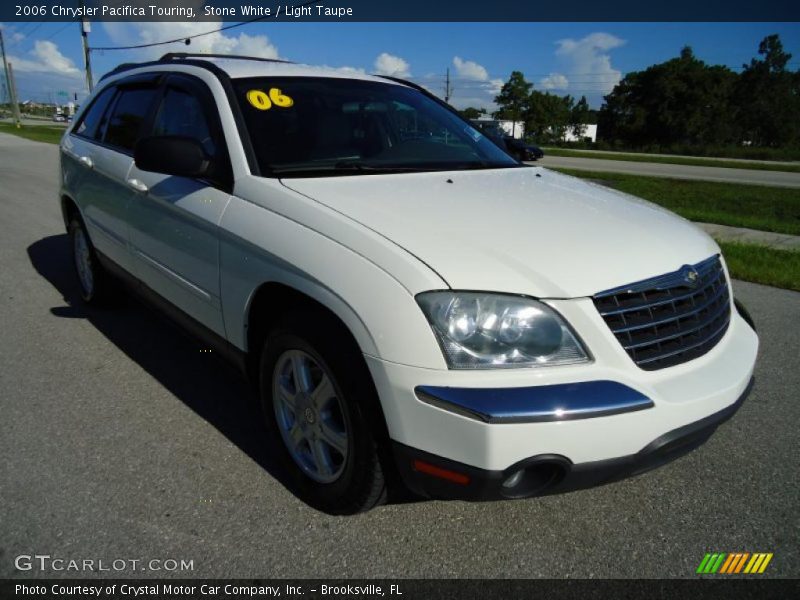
[259,311,387,514]
[68,216,113,305]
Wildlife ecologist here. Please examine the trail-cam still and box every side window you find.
[103,87,159,153]
[74,86,116,140]
[152,87,217,157]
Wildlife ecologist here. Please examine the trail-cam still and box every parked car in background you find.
[52,114,66,122]
[59,53,758,514]
[504,136,544,161]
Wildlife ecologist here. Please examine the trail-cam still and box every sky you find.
[1,19,798,109]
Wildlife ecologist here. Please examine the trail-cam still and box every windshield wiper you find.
[450,160,522,170]
[271,160,520,177]
[333,161,430,172]
[335,160,520,172]
[271,162,437,177]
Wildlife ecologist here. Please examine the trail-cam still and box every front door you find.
[127,74,233,337]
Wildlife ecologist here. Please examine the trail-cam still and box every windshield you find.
[233,77,519,177]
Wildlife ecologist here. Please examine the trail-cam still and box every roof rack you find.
[160,52,293,64]
[99,52,294,83]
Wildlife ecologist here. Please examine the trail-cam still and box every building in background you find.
[472,116,525,139]
[563,124,598,143]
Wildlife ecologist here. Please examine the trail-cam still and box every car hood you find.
[281,167,718,298]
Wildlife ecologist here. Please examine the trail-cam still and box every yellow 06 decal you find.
[246,88,294,111]
[269,88,294,107]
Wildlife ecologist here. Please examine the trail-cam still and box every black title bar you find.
[3,0,800,22]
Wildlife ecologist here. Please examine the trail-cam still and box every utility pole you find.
[7,62,22,127]
[0,29,22,127]
[79,1,94,93]
[444,68,452,103]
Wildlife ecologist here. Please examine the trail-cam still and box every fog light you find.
[502,469,524,489]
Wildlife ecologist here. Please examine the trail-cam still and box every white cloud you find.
[99,1,279,60]
[308,64,367,77]
[8,41,80,76]
[328,65,367,76]
[6,42,85,103]
[452,56,489,81]
[0,23,25,44]
[218,31,280,58]
[373,53,410,78]
[539,72,569,90]
[444,57,505,110]
[488,78,504,95]
[553,32,625,95]
[101,21,279,62]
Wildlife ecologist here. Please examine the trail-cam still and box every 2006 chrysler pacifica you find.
[59,53,758,514]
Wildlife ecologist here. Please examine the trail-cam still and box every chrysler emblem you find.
[682,266,699,287]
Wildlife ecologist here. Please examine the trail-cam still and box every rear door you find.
[64,83,131,273]
[126,73,233,337]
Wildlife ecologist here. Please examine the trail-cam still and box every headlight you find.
[417,292,590,369]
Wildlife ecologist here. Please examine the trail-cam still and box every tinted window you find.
[234,77,517,177]
[74,86,116,140]
[103,88,158,152]
[152,87,216,157]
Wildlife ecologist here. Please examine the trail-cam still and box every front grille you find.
[592,256,731,371]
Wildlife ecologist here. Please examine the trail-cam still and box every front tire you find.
[68,216,113,305]
[259,312,387,514]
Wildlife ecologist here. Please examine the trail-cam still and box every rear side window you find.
[74,86,116,140]
[103,88,159,152]
[152,87,216,157]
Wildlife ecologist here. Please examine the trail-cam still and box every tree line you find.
[477,34,799,151]
[461,75,596,143]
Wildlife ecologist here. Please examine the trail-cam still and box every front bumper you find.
[366,301,759,484]
[392,377,753,500]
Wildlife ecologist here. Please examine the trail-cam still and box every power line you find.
[14,22,44,45]
[42,22,74,44]
[89,1,318,52]
[6,20,75,53]
[14,23,36,35]
[89,20,262,51]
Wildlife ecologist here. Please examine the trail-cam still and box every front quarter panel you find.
[219,185,448,369]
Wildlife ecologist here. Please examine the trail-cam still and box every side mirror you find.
[134,135,211,179]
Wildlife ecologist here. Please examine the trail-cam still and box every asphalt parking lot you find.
[1,132,798,579]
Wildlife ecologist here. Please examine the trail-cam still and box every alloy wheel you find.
[272,349,349,483]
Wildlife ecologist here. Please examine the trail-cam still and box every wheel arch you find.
[243,280,377,377]
[60,194,81,230]
[245,280,393,449]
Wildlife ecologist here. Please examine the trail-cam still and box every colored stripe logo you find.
[697,552,773,574]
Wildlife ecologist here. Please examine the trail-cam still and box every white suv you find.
[59,53,758,513]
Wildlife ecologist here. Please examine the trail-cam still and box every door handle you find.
[78,156,93,169]
[126,178,148,193]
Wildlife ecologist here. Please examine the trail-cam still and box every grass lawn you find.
[544,147,800,173]
[717,241,800,292]
[0,122,65,145]
[552,168,800,236]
